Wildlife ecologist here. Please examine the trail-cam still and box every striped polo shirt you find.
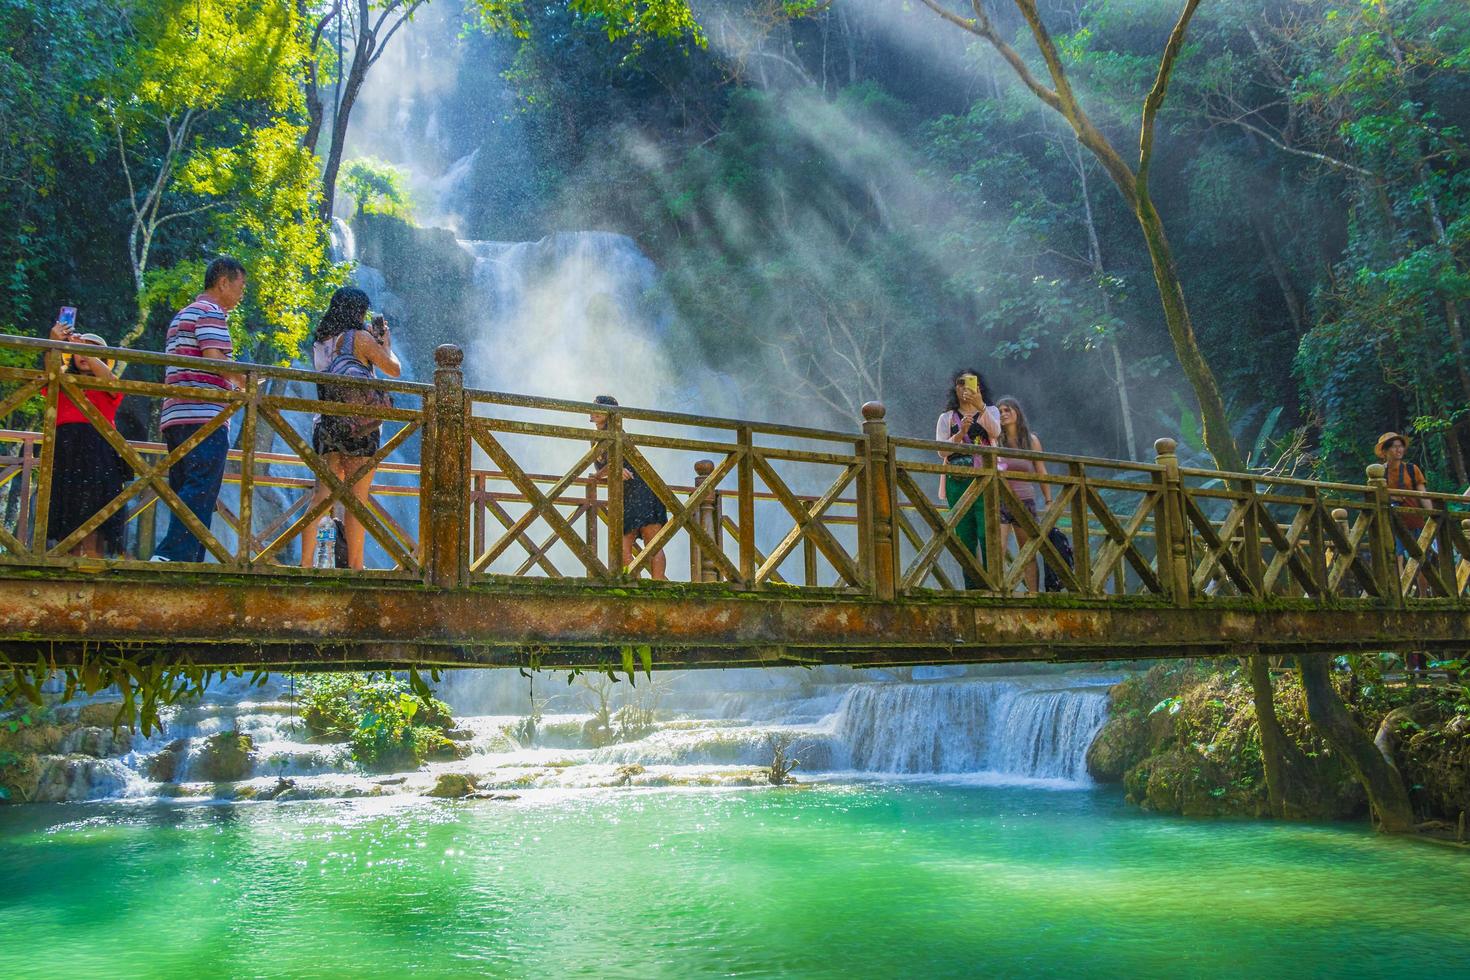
[159,296,235,430]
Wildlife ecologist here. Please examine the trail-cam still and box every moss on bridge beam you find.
[0,573,1466,670]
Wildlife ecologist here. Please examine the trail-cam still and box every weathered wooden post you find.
[604,410,624,580]
[1329,507,1349,589]
[1366,463,1402,607]
[1154,437,1192,604]
[861,401,897,601]
[691,459,714,583]
[427,344,469,588]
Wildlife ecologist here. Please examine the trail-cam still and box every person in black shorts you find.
[589,395,668,579]
[300,287,401,569]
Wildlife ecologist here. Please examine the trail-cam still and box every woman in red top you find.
[46,321,126,557]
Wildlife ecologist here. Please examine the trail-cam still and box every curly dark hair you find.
[943,368,990,414]
[314,287,371,344]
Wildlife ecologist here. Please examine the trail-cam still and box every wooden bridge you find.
[1,334,1468,674]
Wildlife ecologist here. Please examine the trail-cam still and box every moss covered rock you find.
[427,772,478,798]
[193,731,255,782]
[1089,662,1365,820]
[146,739,188,783]
[1400,712,1470,823]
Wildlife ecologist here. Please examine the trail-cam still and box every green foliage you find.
[297,672,456,771]
[0,0,338,361]
[342,158,416,221]
[471,0,705,50]
[0,646,267,737]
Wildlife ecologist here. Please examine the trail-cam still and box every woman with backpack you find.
[299,287,400,569]
[935,369,1000,590]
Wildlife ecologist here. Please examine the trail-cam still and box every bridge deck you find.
[1,335,1468,673]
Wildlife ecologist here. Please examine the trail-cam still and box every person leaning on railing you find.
[996,396,1051,594]
[589,395,668,580]
[150,256,247,563]
[44,320,127,558]
[936,369,1001,590]
[300,287,400,570]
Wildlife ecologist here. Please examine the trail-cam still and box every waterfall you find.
[829,678,1110,781]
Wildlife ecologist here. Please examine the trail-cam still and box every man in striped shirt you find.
[151,256,247,562]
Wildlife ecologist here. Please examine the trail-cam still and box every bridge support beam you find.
[2,575,1469,670]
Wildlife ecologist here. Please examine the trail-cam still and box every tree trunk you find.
[1297,653,1416,832]
[1252,213,1306,334]
[1245,654,1316,818]
[1078,157,1138,461]
[317,5,372,226]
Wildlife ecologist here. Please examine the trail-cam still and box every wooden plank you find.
[749,452,861,587]
[469,437,602,574]
[895,467,991,592]
[51,373,237,562]
[620,446,741,582]
[255,407,419,570]
[471,426,608,578]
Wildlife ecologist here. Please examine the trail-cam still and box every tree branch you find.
[1138,0,1202,187]
[1217,114,1378,178]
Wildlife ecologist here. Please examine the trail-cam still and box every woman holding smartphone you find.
[46,319,127,558]
[299,288,400,570]
[936,369,1001,590]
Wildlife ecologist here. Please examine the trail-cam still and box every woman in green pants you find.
[935,369,1001,590]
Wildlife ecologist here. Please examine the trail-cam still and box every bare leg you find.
[639,523,667,580]
[78,532,103,559]
[343,456,375,569]
[622,531,638,576]
[1012,525,1038,593]
[300,453,343,567]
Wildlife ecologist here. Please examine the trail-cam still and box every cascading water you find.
[21,219,1120,803]
[832,678,1109,780]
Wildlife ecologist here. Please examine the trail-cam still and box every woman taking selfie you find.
[589,395,668,580]
[996,396,1051,594]
[935,369,1000,590]
[46,320,127,558]
[299,287,400,570]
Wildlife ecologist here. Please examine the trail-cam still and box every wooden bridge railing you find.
[1,333,1467,608]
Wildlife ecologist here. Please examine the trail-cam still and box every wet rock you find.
[426,772,478,798]
[613,764,645,786]
[193,731,255,782]
[73,702,128,729]
[444,728,475,742]
[0,723,68,756]
[427,739,474,762]
[374,776,408,786]
[30,756,130,803]
[146,739,188,783]
[257,777,296,801]
[66,726,131,758]
[466,791,520,801]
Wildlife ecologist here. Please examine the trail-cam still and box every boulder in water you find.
[427,772,478,798]
[194,731,255,782]
[146,739,188,782]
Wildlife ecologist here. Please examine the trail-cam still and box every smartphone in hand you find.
[57,306,77,330]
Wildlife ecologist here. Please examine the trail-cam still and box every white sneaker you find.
[149,555,170,562]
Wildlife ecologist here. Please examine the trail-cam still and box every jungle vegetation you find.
[1,0,1467,829]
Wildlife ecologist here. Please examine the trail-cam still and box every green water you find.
[2,785,1467,978]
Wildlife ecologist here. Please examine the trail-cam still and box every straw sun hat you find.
[62,333,118,373]
[1374,431,1411,459]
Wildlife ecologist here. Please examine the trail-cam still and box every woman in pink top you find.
[996,396,1051,593]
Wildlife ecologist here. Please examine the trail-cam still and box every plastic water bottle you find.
[313,515,337,569]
